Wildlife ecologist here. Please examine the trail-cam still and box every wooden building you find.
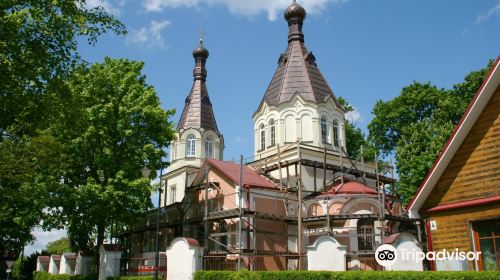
[408,56,500,271]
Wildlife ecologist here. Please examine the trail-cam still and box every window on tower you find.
[321,117,329,143]
[333,120,339,147]
[186,134,196,157]
[260,123,266,150]
[170,186,177,204]
[205,136,214,158]
[269,119,276,146]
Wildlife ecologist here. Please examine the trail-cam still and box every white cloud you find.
[345,107,361,124]
[143,0,346,21]
[24,228,67,255]
[86,0,125,16]
[476,1,500,24]
[127,20,171,49]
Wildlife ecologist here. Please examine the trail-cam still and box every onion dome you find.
[284,0,306,22]
[193,38,209,59]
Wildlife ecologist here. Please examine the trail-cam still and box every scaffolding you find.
[122,141,421,272]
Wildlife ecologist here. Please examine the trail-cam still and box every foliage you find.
[0,0,125,135]
[194,270,500,280]
[33,272,97,280]
[0,0,125,255]
[107,276,154,280]
[50,58,176,252]
[13,251,50,280]
[0,135,68,253]
[47,237,72,255]
[368,61,493,204]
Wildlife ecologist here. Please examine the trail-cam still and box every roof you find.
[38,256,50,261]
[177,41,220,135]
[194,158,276,189]
[426,195,500,214]
[305,180,378,200]
[256,3,343,112]
[408,56,500,218]
[101,244,121,252]
[51,255,61,261]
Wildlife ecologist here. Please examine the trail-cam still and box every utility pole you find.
[237,155,243,270]
[297,144,303,270]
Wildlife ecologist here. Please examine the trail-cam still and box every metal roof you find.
[258,2,343,111]
[177,39,220,135]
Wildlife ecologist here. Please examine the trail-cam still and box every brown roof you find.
[101,244,121,252]
[194,158,276,189]
[177,40,220,135]
[51,255,61,260]
[257,4,343,112]
[305,180,378,200]
[38,256,50,261]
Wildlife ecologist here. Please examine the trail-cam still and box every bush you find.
[33,272,97,280]
[194,271,500,280]
[107,276,154,280]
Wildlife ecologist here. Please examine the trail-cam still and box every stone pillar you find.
[36,256,50,272]
[384,232,424,271]
[166,238,203,280]
[60,253,77,275]
[75,254,93,276]
[48,255,61,274]
[98,245,122,280]
[306,236,347,271]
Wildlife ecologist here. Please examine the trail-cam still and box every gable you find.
[408,57,500,218]
[421,85,500,213]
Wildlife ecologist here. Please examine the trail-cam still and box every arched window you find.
[260,123,266,150]
[357,219,374,250]
[269,119,276,146]
[301,114,312,141]
[333,120,339,147]
[186,134,196,157]
[321,117,329,143]
[205,137,214,158]
[284,115,295,143]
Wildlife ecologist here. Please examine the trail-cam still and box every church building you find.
[124,0,418,273]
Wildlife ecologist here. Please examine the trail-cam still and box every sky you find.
[25,0,500,255]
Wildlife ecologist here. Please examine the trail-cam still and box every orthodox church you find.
[125,0,417,272]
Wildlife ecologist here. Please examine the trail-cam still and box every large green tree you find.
[51,58,176,251]
[0,0,125,135]
[368,61,493,204]
[0,0,125,256]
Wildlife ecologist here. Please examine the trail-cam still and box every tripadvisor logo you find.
[375,244,481,267]
[375,244,397,267]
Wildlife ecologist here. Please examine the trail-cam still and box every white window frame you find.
[186,134,196,157]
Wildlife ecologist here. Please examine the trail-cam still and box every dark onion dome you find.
[284,0,306,21]
[193,39,209,59]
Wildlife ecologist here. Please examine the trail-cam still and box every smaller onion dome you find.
[284,0,306,22]
[193,38,209,59]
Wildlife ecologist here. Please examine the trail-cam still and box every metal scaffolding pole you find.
[237,155,243,270]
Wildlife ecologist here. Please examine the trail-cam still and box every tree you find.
[0,0,125,256]
[46,237,72,255]
[368,61,493,204]
[0,0,125,135]
[51,58,176,252]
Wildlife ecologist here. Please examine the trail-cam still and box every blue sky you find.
[77,0,500,161]
[26,0,500,254]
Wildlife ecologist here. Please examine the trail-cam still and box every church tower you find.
[163,38,224,206]
[253,0,346,159]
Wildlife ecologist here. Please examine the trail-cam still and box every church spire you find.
[255,0,343,111]
[192,35,209,81]
[177,37,220,135]
[284,0,306,42]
